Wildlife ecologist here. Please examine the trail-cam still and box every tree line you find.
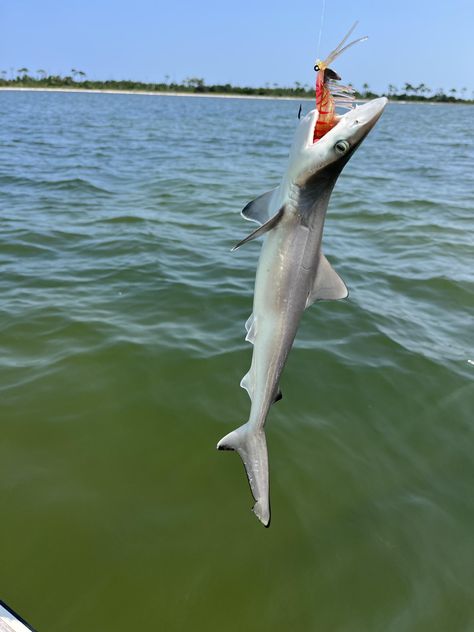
[1,69,472,103]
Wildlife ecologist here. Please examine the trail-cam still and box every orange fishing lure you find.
[313,23,368,142]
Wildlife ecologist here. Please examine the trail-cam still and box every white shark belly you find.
[246,216,313,429]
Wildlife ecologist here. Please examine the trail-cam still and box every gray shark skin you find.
[218,97,388,526]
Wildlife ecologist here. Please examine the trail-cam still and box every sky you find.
[1,0,474,95]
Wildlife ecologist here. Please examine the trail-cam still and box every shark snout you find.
[350,97,388,128]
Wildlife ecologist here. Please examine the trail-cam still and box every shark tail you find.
[217,423,270,527]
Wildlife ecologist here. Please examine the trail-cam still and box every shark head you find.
[287,97,388,185]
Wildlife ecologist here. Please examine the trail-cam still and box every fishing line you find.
[316,0,327,58]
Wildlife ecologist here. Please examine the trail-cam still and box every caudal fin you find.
[217,423,270,527]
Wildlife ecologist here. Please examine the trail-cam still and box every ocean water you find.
[0,91,472,632]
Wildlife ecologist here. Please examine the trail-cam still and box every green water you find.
[0,92,473,631]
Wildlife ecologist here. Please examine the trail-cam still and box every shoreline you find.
[0,86,312,101]
[0,87,470,105]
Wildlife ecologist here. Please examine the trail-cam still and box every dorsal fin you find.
[232,206,285,251]
[241,187,278,225]
[306,253,348,307]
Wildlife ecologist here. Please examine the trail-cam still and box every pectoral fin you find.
[232,206,285,251]
[241,187,278,225]
[306,253,348,307]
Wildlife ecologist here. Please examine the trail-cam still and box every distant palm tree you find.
[37,69,47,79]
[17,67,29,78]
[387,83,397,96]
[417,83,430,97]
[185,77,204,89]
[72,68,85,82]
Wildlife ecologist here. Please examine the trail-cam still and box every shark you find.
[217,96,388,527]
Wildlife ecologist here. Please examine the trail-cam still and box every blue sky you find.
[2,0,473,95]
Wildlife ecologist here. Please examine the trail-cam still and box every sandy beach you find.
[0,86,313,101]
[2,87,462,105]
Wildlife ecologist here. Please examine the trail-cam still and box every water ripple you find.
[0,93,472,632]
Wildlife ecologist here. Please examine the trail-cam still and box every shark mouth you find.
[310,96,388,147]
[313,78,357,142]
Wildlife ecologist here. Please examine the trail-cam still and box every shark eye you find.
[334,140,350,154]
